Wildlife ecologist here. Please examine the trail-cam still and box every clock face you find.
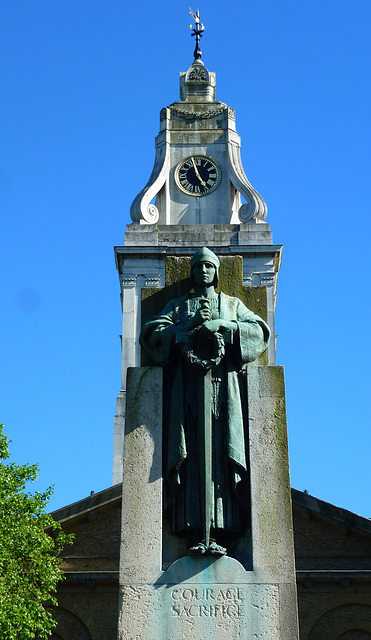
[175,155,220,196]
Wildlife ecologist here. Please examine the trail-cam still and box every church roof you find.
[50,483,122,525]
[292,487,371,536]
[51,484,371,536]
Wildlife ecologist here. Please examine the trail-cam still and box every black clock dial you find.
[175,155,220,196]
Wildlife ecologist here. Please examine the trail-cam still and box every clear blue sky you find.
[0,1,370,517]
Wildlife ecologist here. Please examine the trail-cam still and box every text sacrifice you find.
[171,587,243,619]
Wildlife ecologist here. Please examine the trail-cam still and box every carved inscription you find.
[171,587,243,619]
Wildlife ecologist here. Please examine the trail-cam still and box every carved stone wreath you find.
[180,328,225,371]
[169,105,226,120]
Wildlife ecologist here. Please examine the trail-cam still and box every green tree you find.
[0,425,73,639]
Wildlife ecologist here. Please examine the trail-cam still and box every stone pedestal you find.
[118,366,299,640]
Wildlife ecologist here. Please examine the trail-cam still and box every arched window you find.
[51,607,93,640]
[308,605,371,640]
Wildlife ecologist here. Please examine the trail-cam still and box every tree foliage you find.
[0,425,73,639]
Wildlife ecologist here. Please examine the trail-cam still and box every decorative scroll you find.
[144,204,159,224]
[130,143,169,224]
[238,202,254,223]
[227,141,267,222]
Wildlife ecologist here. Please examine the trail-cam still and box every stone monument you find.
[116,10,299,639]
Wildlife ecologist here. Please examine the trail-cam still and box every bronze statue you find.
[140,248,270,556]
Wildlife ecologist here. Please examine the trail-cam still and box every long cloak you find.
[140,291,270,538]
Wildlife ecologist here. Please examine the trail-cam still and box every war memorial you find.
[50,11,371,640]
[115,9,298,639]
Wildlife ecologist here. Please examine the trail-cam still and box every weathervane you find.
[189,8,205,61]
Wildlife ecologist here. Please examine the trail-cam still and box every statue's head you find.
[190,247,219,287]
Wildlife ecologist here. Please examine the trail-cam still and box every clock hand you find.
[191,157,207,187]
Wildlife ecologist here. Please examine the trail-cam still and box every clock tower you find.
[129,57,266,227]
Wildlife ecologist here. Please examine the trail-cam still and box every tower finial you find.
[189,8,205,61]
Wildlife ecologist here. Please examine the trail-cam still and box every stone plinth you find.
[118,366,299,639]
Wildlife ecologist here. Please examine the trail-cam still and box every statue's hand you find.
[188,307,211,329]
[200,319,238,336]
[200,319,221,335]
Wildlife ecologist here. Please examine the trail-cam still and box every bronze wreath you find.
[180,327,225,371]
